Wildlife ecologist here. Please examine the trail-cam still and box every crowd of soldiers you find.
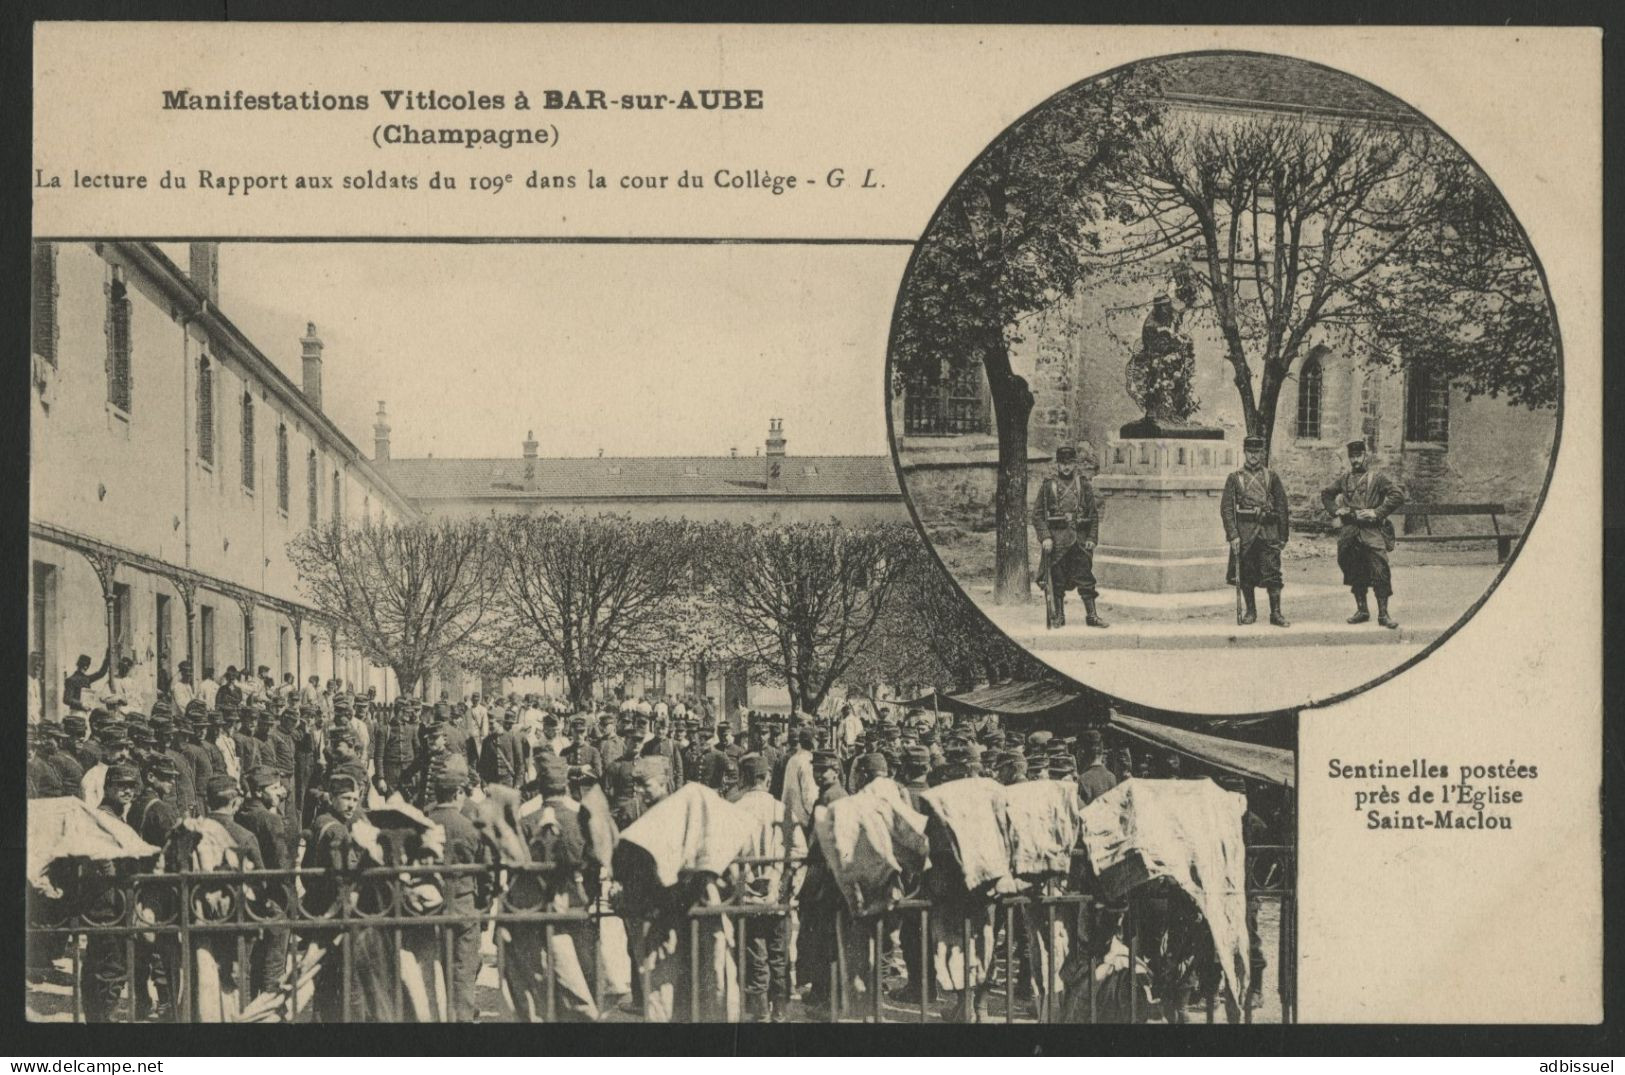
[27,668,1284,1024]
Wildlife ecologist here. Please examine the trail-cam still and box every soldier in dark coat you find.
[376,699,419,796]
[237,766,292,998]
[148,713,197,816]
[1320,439,1407,628]
[423,757,488,1021]
[82,764,143,1022]
[479,707,530,790]
[301,772,363,1022]
[602,735,647,829]
[129,757,185,1020]
[1220,434,1293,627]
[561,715,603,781]
[26,726,63,798]
[1032,445,1109,628]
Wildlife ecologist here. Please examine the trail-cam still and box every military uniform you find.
[302,792,361,1022]
[128,768,184,1020]
[425,787,487,1022]
[1320,440,1406,626]
[377,711,419,793]
[479,719,530,789]
[1032,449,1107,628]
[1221,438,1292,626]
[237,767,292,998]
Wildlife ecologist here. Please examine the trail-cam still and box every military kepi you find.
[1346,439,1367,457]
[1054,444,1077,463]
[1243,435,1266,450]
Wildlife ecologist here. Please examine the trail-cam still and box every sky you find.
[164,242,909,460]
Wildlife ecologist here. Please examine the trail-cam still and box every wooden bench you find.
[1391,503,1521,563]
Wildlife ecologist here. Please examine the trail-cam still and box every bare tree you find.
[1103,110,1553,452]
[707,521,916,716]
[491,513,703,709]
[288,518,502,697]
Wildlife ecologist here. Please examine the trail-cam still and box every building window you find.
[332,470,341,522]
[1296,352,1324,440]
[197,357,215,465]
[1359,372,1381,453]
[199,604,216,678]
[106,272,133,412]
[1405,368,1450,445]
[240,393,257,490]
[111,582,133,661]
[32,242,58,365]
[307,451,320,525]
[242,606,255,669]
[902,356,990,436]
[276,424,290,513]
[278,625,291,680]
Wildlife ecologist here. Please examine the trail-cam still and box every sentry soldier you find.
[1032,445,1109,629]
[1221,434,1292,627]
[1320,439,1406,628]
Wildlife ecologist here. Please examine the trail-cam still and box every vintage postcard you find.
[23,23,1601,1031]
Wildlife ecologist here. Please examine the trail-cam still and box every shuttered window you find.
[197,357,215,464]
[241,393,256,489]
[32,243,57,365]
[106,274,133,412]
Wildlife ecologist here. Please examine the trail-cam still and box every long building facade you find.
[29,241,416,716]
[29,240,909,719]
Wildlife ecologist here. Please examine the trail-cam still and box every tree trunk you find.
[989,363,1035,605]
[1256,365,1285,458]
[394,667,420,699]
[567,669,594,710]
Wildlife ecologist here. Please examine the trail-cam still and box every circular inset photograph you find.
[888,51,1561,715]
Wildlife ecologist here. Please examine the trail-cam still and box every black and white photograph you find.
[25,240,1296,1025]
[889,51,1562,715]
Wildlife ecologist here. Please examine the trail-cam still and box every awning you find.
[1110,713,1295,788]
[898,679,1092,718]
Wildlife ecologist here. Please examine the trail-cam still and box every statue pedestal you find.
[1095,433,1235,594]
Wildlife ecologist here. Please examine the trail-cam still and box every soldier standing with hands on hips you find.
[1220,434,1292,627]
[1321,438,1406,629]
[1033,445,1108,629]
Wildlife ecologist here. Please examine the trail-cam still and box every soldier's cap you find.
[537,754,571,795]
[499,708,518,724]
[255,708,275,723]
[277,707,299,723]
[433,701,450,717]
[150,698,173,717]
[1243,435,1266,451]
[97,727,130,749]
[1346,439,1367,457]
[204,773,240,799]
[944,744,971,763]
[144,754,181,781]
[1026,754,1048,776]
[1048,754,1078,776]
[1026,730,1053,749]
[63,713,88,734]
[126,720,152,742]
[904,744,931,769]
[217,699,239,716]
[918,728,937,744]
[106,763,142,788]
[327,724,357,746]
[739,753,768,782]
[245,765,283,791]
[89,708,114,727]
[1054,445,1078,463]
[811,750,839,770]
[326,771,362,796]
[27,724,48,746]
[979,727,1003,745]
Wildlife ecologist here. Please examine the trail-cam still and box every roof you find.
[1148,53,1411,120]
[374,454,903,502]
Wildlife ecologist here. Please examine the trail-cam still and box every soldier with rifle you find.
[1032,445,1108,629]
[1220,434,1292,627]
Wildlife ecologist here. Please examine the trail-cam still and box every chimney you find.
[373,401,391,461]
[301,323,324,411]
[765,418,786,489]
[522,429,538,481]
[189,242,220,305]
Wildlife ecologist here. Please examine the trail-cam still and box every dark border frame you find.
[5,0,1619,1058]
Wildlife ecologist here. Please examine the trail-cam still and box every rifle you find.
[1043,543,1062,629]
[1234,554,1246,625]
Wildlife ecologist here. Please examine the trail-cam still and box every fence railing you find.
[27,845,1293,1024]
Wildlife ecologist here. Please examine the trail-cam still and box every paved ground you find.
[27,900,1284,1025]
[942,534,1501,713]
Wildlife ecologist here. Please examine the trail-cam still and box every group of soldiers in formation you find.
[27,675,1275,1023]
[1035,436,1406,630]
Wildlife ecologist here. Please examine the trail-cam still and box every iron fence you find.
[26,845,1293,1024]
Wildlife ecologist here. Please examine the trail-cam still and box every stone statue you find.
[1125,292,1200,425]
